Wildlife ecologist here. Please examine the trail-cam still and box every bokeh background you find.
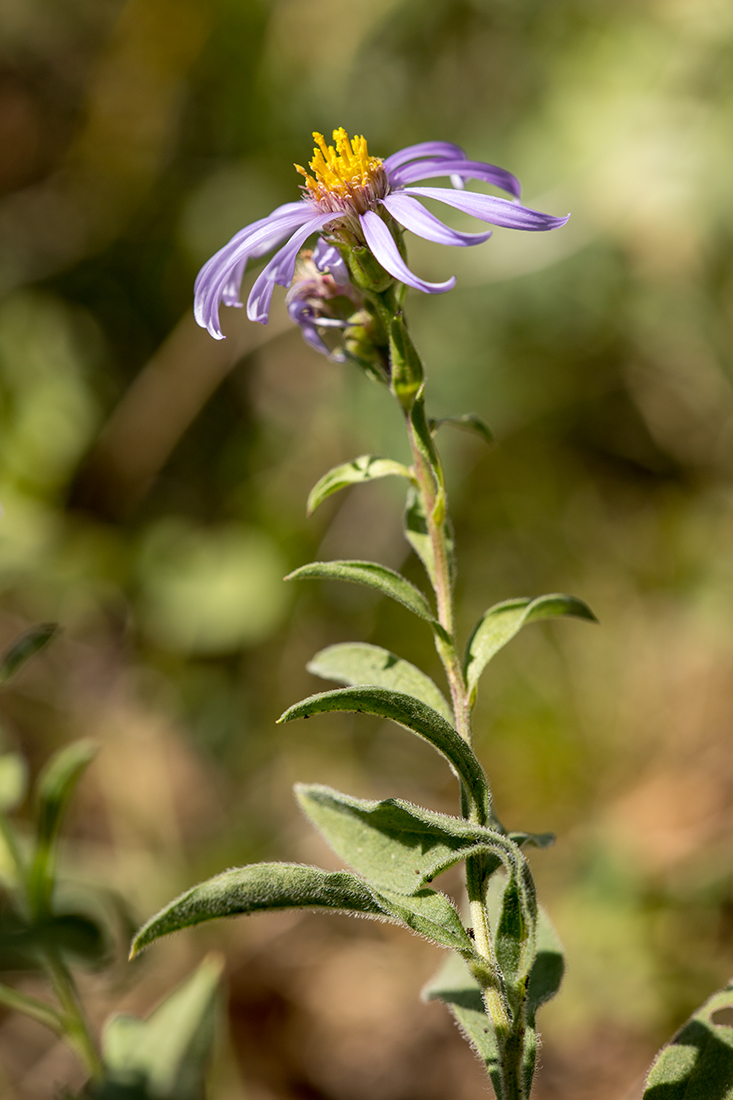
[1,0,733,1096]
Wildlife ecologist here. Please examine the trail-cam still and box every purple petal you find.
[381,192,492,247]
[359,211,456,294]
[383,141,467,174]
[246,212,342,324]
[401,187,570,231]
[287,298,334,357]
[194,205,312,338]
[390,159,521,197]
[312,238,350,285]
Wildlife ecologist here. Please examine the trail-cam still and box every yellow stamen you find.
[295,127,383,201]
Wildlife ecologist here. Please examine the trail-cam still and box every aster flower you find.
[194,129,570,340]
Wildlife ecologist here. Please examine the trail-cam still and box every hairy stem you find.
[403,394,519,1088]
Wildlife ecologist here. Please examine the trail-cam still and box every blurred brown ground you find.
[1,0,733,1097]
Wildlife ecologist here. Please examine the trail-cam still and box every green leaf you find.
[409,388,441,481]
[526,905,564,1021]
[0,900,107,971]
[306,455,413,516]
[130,863,475,959]
[430,414,494,446]
[285,560,435,622]
[28,740,98,917]
[422,951,502,1096]
[424,906,562,1100]
[278,686,493,826]
[0,624,58,685]
[403,484,455,600]
[295,783,551,895]
[100,954,223,1100]
[307,642,453,725]
[0,753,28,813]
[389,314,424,410]
[465,594,597,700]
[643,981,733,1099]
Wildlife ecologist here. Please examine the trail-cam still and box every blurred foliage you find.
[1,0,733,1097]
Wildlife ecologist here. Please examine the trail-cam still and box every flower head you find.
[194,129,570,341]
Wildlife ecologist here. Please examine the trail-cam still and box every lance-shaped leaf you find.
[307,455,413,517]
[130,863,476,959]
[28,740,98,917]
[465,594,597,700]
[422,950,502,1097]
[101,954,223,1100]
[430,413,494,446]
[643,981,733,1099]
[278,686,493,826]
[295,784,552,895]
[0,624,58,686]
[404,485,455,599]
[424,905,563,1099]
[307,642,453,726]
[286,560,435,622]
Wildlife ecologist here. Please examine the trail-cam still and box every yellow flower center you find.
[295,128,387,214]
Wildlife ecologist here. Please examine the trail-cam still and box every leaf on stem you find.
[0,624,58,686]
[404,485,455,594]
[643,981,733,1099]
[306,455,413,517]
[101,954,223,1100]
[28,740,98,917]
[278,686,493,826]
[307,642,453,725]
[286,560,435,622]
[424,905,563,1099]
[422,951,502,1095]
[130,863,475,958]
[465,594,597,701]
[295,783,551,895]
[430,414,494,447]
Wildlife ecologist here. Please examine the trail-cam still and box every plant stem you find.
[44,951,103,1082]
[403,398,517,1069]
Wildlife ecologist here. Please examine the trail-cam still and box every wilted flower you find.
[194,128,570,340]
[285,240,362,361]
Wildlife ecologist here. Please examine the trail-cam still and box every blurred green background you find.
[1,0,733,1096]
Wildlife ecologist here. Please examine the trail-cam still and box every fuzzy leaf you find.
[643,981,733,1099]
[0,624,58,685]
[295,784,551,895]
[28,740,98,916]
[424,905,563,1099]
[130,862,475,958]
[0,754,28,814]
[306,455,413,517]
[307,642,453,725]
[430,414,494,446]
[100,954,223,1100]
[286,560,435,622]
[422,951,501,1095]
[465,594,597,699]
[278,686,493,826]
